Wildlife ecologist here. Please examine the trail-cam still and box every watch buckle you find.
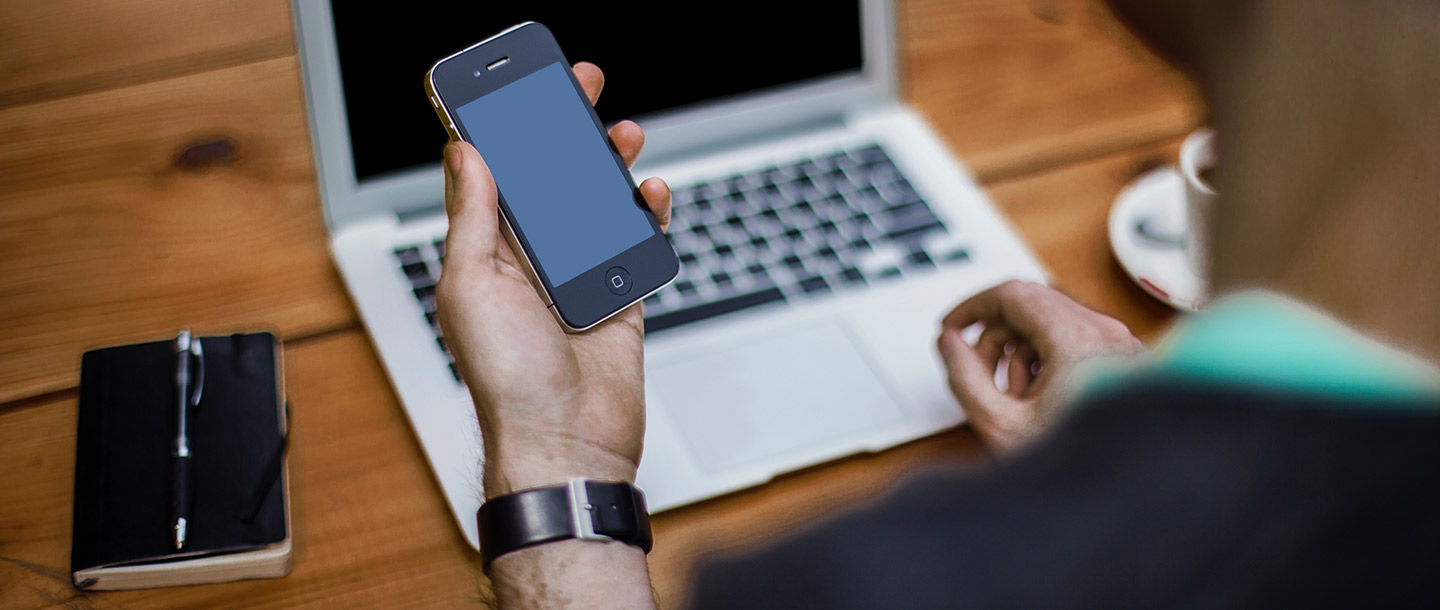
[567,478,614,542]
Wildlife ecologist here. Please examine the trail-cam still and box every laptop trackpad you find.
[650,321,907,475]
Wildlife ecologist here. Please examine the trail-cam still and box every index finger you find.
[941,280,1052,335]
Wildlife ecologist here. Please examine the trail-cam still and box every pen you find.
[172,329,204,550]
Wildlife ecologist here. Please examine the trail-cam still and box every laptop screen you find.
[331,3,864,183]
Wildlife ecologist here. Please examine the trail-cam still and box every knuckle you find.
[992,279,1030,301]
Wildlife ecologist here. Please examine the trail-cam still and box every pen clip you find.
[189,335,205,408]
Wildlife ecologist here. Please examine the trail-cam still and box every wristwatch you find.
[477,478,653,572]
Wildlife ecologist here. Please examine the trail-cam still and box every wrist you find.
[482,436,639,499]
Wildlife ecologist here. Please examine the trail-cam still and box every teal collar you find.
[1078,292,1440,407]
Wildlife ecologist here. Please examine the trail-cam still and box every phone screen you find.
[452,61,656,287]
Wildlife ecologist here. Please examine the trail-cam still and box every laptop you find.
[293,0,1048,550]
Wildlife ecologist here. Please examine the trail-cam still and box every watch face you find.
[476,480,652,570]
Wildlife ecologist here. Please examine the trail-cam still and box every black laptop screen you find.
[330,2,864,182]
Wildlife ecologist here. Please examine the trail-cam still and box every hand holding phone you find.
[436,132,666,608]
[426,23,679,332]
[433,63,670,496]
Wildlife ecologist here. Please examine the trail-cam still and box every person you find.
[436,0,1440,607]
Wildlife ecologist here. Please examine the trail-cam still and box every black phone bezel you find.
[428,23,678,330]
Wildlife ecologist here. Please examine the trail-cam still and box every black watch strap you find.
[477,479,653,572]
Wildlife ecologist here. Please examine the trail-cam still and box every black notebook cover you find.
[71,332,287,577]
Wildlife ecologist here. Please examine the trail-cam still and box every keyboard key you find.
[826,151,858,169]
[747,263,768,276]
[414,288,438,312]
[878,203,946,241]
[645,286,787,333]
[866,160,901,186]
[824,168,854,188]
[882,179,922,206]
[885,219,946,243]
[450,362,463,383]
[848,186,887,213]
[855,144,888,164]
[711,271,733,286]
[401,262,430,280]
[394,247,423,264]
[799,276,831,294]
[675,280,697,295]
[906,249,935,268]
[841,267,866,284]
[942,248,972,263]
[425,311,439,328]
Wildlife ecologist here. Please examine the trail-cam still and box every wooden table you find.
[0,0,1200,607]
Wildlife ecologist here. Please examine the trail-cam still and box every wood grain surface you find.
[0,0,1201,607]
[0,57,355,404]
[0,0,294,109]
[898,0,1200,182]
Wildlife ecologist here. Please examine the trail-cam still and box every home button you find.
[605,267,632,296]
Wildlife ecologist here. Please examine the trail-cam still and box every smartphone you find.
[424,22,679,332]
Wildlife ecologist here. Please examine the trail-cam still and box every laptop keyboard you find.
[391,239,461,382]
[648,143,969,332]
[392,142,971,384]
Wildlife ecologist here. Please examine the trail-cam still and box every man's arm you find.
[436,62,669,609]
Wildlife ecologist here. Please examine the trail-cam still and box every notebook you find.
[71,332,291,590]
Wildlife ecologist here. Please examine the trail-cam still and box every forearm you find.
[490,540,656,610]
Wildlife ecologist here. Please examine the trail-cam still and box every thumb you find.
[443,141,499,268]
[936,327,1007,414]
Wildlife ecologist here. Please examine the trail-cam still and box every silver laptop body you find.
[293,0,1047,549]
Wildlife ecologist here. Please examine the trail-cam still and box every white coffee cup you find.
[1179,128,1218,277]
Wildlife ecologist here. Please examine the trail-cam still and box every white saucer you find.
[1107,167,1207,311]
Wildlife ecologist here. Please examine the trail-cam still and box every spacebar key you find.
[644,287,787,334]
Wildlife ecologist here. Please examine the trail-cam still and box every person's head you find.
[1105,0,1440,362]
